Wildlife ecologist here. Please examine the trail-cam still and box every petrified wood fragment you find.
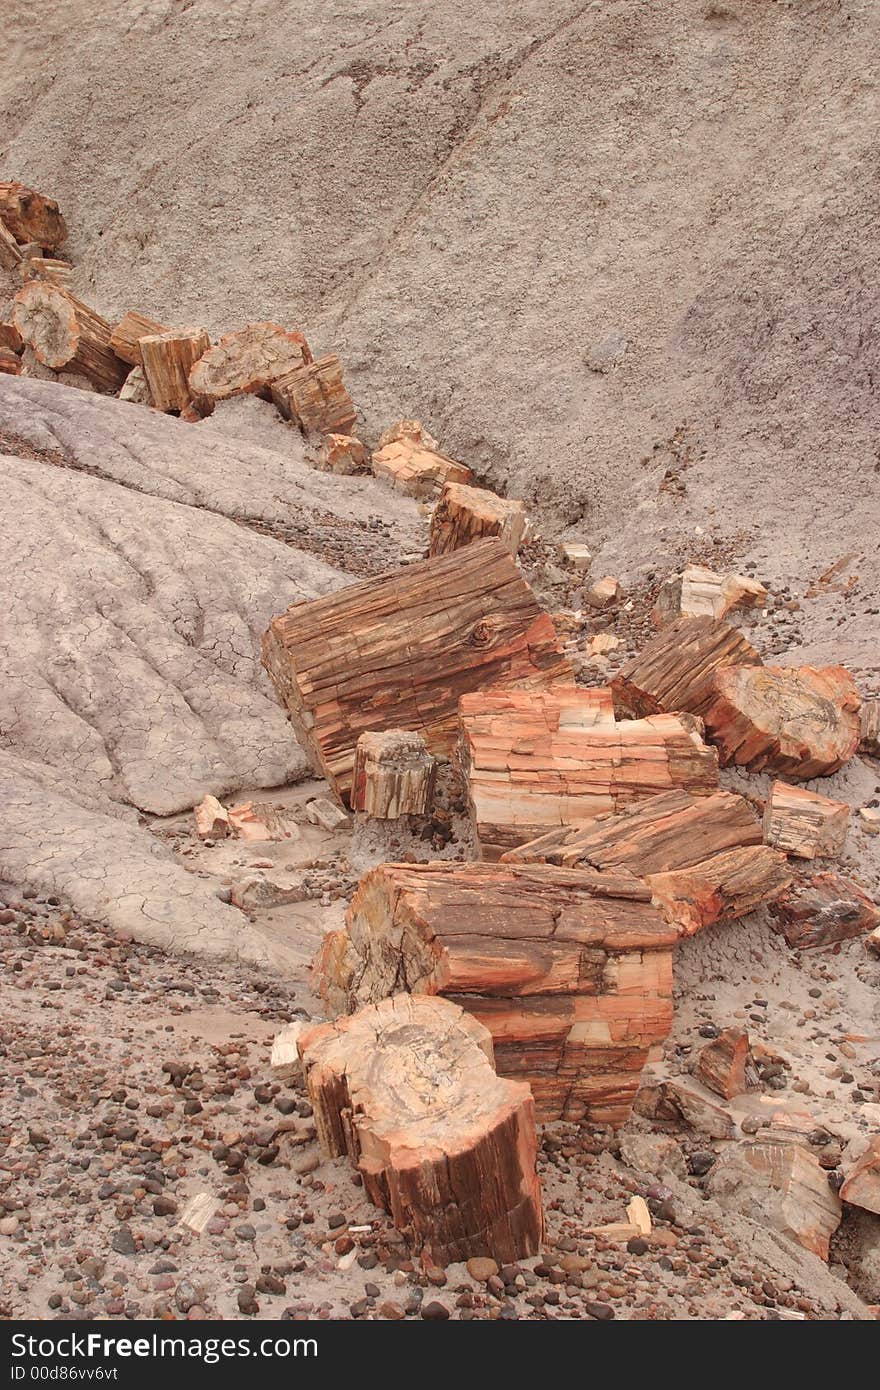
[769,872,880,949]
[429,480,527,558]
[189,321,312,402]
[269,353,355,436]
[611,615,761,718]
[762,781,849,860]
[351,730,437,818]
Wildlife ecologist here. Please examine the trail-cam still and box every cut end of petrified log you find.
[611,615,761,718]
[189,321,312,403]
[297,994,544,1265]
[762,780,850,860]
[652,564,766,628]
[11,282,127,390]
[429,480,527,558]
[351,729,437,818]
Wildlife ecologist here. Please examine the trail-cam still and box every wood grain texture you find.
[109,311,168,367]
[297,993,544,1265]
[611,615,761,718]
[0,182,67,250]
[351,729,437,818]
[371,437,472,498]
[694,1027,750,1099]
[262,538,571,803]
[429,480,527,557]
[12,283,127,391]
[768,871,880,949]
[860,698,880,756]
[189,321,312,402]
[763,780,850,859]
[646,845,792,937]
[141,328,211,412]
[269,352,356,435]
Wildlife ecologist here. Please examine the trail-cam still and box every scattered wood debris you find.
[557,542,591,571]
[262,538,570,804]
[763,781,850,859]
[296,993,544,1264]
[351,730,437,818]
[708,1141,841,1259]
[304,797,351,832]
[612,615,761,718]
[429,480,527,557]
[193,794,231,839]
[270,1021,306,1083]
[314,860,678,1125]
[118,365,153,405]
[0,220,23,270]
[769,872,880,949]
[0,347,22,375]
[227,801,297,841]
[702,664,861,778]
[178,1192,222,1235]
[859,807,880,835]
[652,563,766,627]
[637,1076,736,1139]
[584,575,620,610]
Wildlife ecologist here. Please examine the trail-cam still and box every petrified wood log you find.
[611,615,761,718]
[141,328,212,413]
[860,698,880,757]
[0,320,22,354]
[762,781,850,860]
[11,283,127,392]
[371,437,472,499]
[708,1141,841,1259]
[0,220,23,270]
[262,538,571,804]
[269,353,355,436]
[840,1138,880,1216]
[504,788,761,873]
[189,321,312,403]
[109,311,168,367]
[297,994,544,1264]
[702,664,861,778]
[0,182,67,250]
[768,872,880,949]
[459,687,718,859]
[429,480,527,558]
[314,860,678,1125]
[694,1027,750,1100]
[652,564,766,627]
[351,730,437,818]
[645,845,792,937]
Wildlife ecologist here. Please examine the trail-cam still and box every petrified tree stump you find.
[12,283,127,392]
[702,664,861,778]
[768,872,880,949]
[269,353,356,436]
[645,845,792,938]
[351,730,437,818]
[262,538,571,804]
[141,328,211,413]
[109,311,168,367]
[371,437,472,499]
[611,615,761,718]
[297,994,544,1264]
[429,480,527,558]
[763,781,850,860]
[840,1138,880,1216]
[188,321,312,404]
[0,182,67,250]
[694,1027,750,1099]
[314,861,679,1125]
[459,687,718,859]
[652,564,766,627]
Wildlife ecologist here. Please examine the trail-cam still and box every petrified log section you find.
[702,664,861,777]
[109,311,168,367]
[317,433,368,474]
[351,730,437,818]
[458,687,718,858]
[314,861,679,1125]
[694,1027,750,1099]
[504,788,762,873]
[652,564,766,627]
[429,481,527,558]
[11,283,127,391]
[768,872,880,949]
[141,328,211,413]
[611,616,761,718]
[371,437,473,499]
[270,353,356,436]
[708,1141,841,1259]
[297,994,544,1264]
[840,1138,880,1216]
[860,698,880,756]
[645,845,792,938]
[262,538,571,803]
[0,220,23,270]
[763,781,850,860]
[0,182,67,249]
[189,321,312,404]
[18,256,74,288]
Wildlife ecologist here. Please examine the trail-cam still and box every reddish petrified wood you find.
[762,781,850,860]
[694,1028,750,1100]
[646,845,792,938]
[611,615,761,718]
[769,872,880,949]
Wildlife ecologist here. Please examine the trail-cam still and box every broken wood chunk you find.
[351,730,437,818]
[703,664,861,778]
[0,220,23,270]
[640,1076,736,1139]
[0,320,23,353]
[189,321,312,404]
[17,255,73,288]
[297,993,544,1264]
[860,807,880,835]
[504,788,761,873]
[769,871,880,949]
[0,347,22,375]
[262,538,570,804]
[652,564,767,627]
[227,801,297,842]
[118,365,153,406]
[269,353,355,436]
[317,432,368,474]
[11,282,127,392]
[109,311,168,367]
[763,781,850,860]
[141,327,212,413]
[612,615,761,719]
[860,699,880,757]
[584,575,621,610]
[459,688,717,859]
[305,797,351,832]
[694,1027,750,1100]
[557,542,592,571]
[178,1192,222,1235]
[193,795,230,840]
[371,437,472,499]
[840,1137,880,1216]
[229,874,308,910]
[0,182,67,250]
[377,419,440,451]
[708,1141,841,1259]
[646,845,792,938]
[313,860,678,1126]
[270,1021,306,1084]
[429,480,527,558]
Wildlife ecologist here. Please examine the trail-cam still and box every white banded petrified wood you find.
[762,781,850,859]
[141,327,212,413]
[702,664,861,778]
[12,282,128,392]
[429,480,527,557]
[296,994,544,1265]
[313,861,678,1126]
[351,730,437,818]
[262,538,571,804]
[458,687,718,859]
[188,321,312,403]
[651,565,766,627]
[611,615,761,718]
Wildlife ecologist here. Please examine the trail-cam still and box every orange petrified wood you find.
[12,282,127,392]
[313,860,678,1126]
[611,615,761,718]
[297,994,544,1265]
[0,182,67,250]
[188,321,312,404]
